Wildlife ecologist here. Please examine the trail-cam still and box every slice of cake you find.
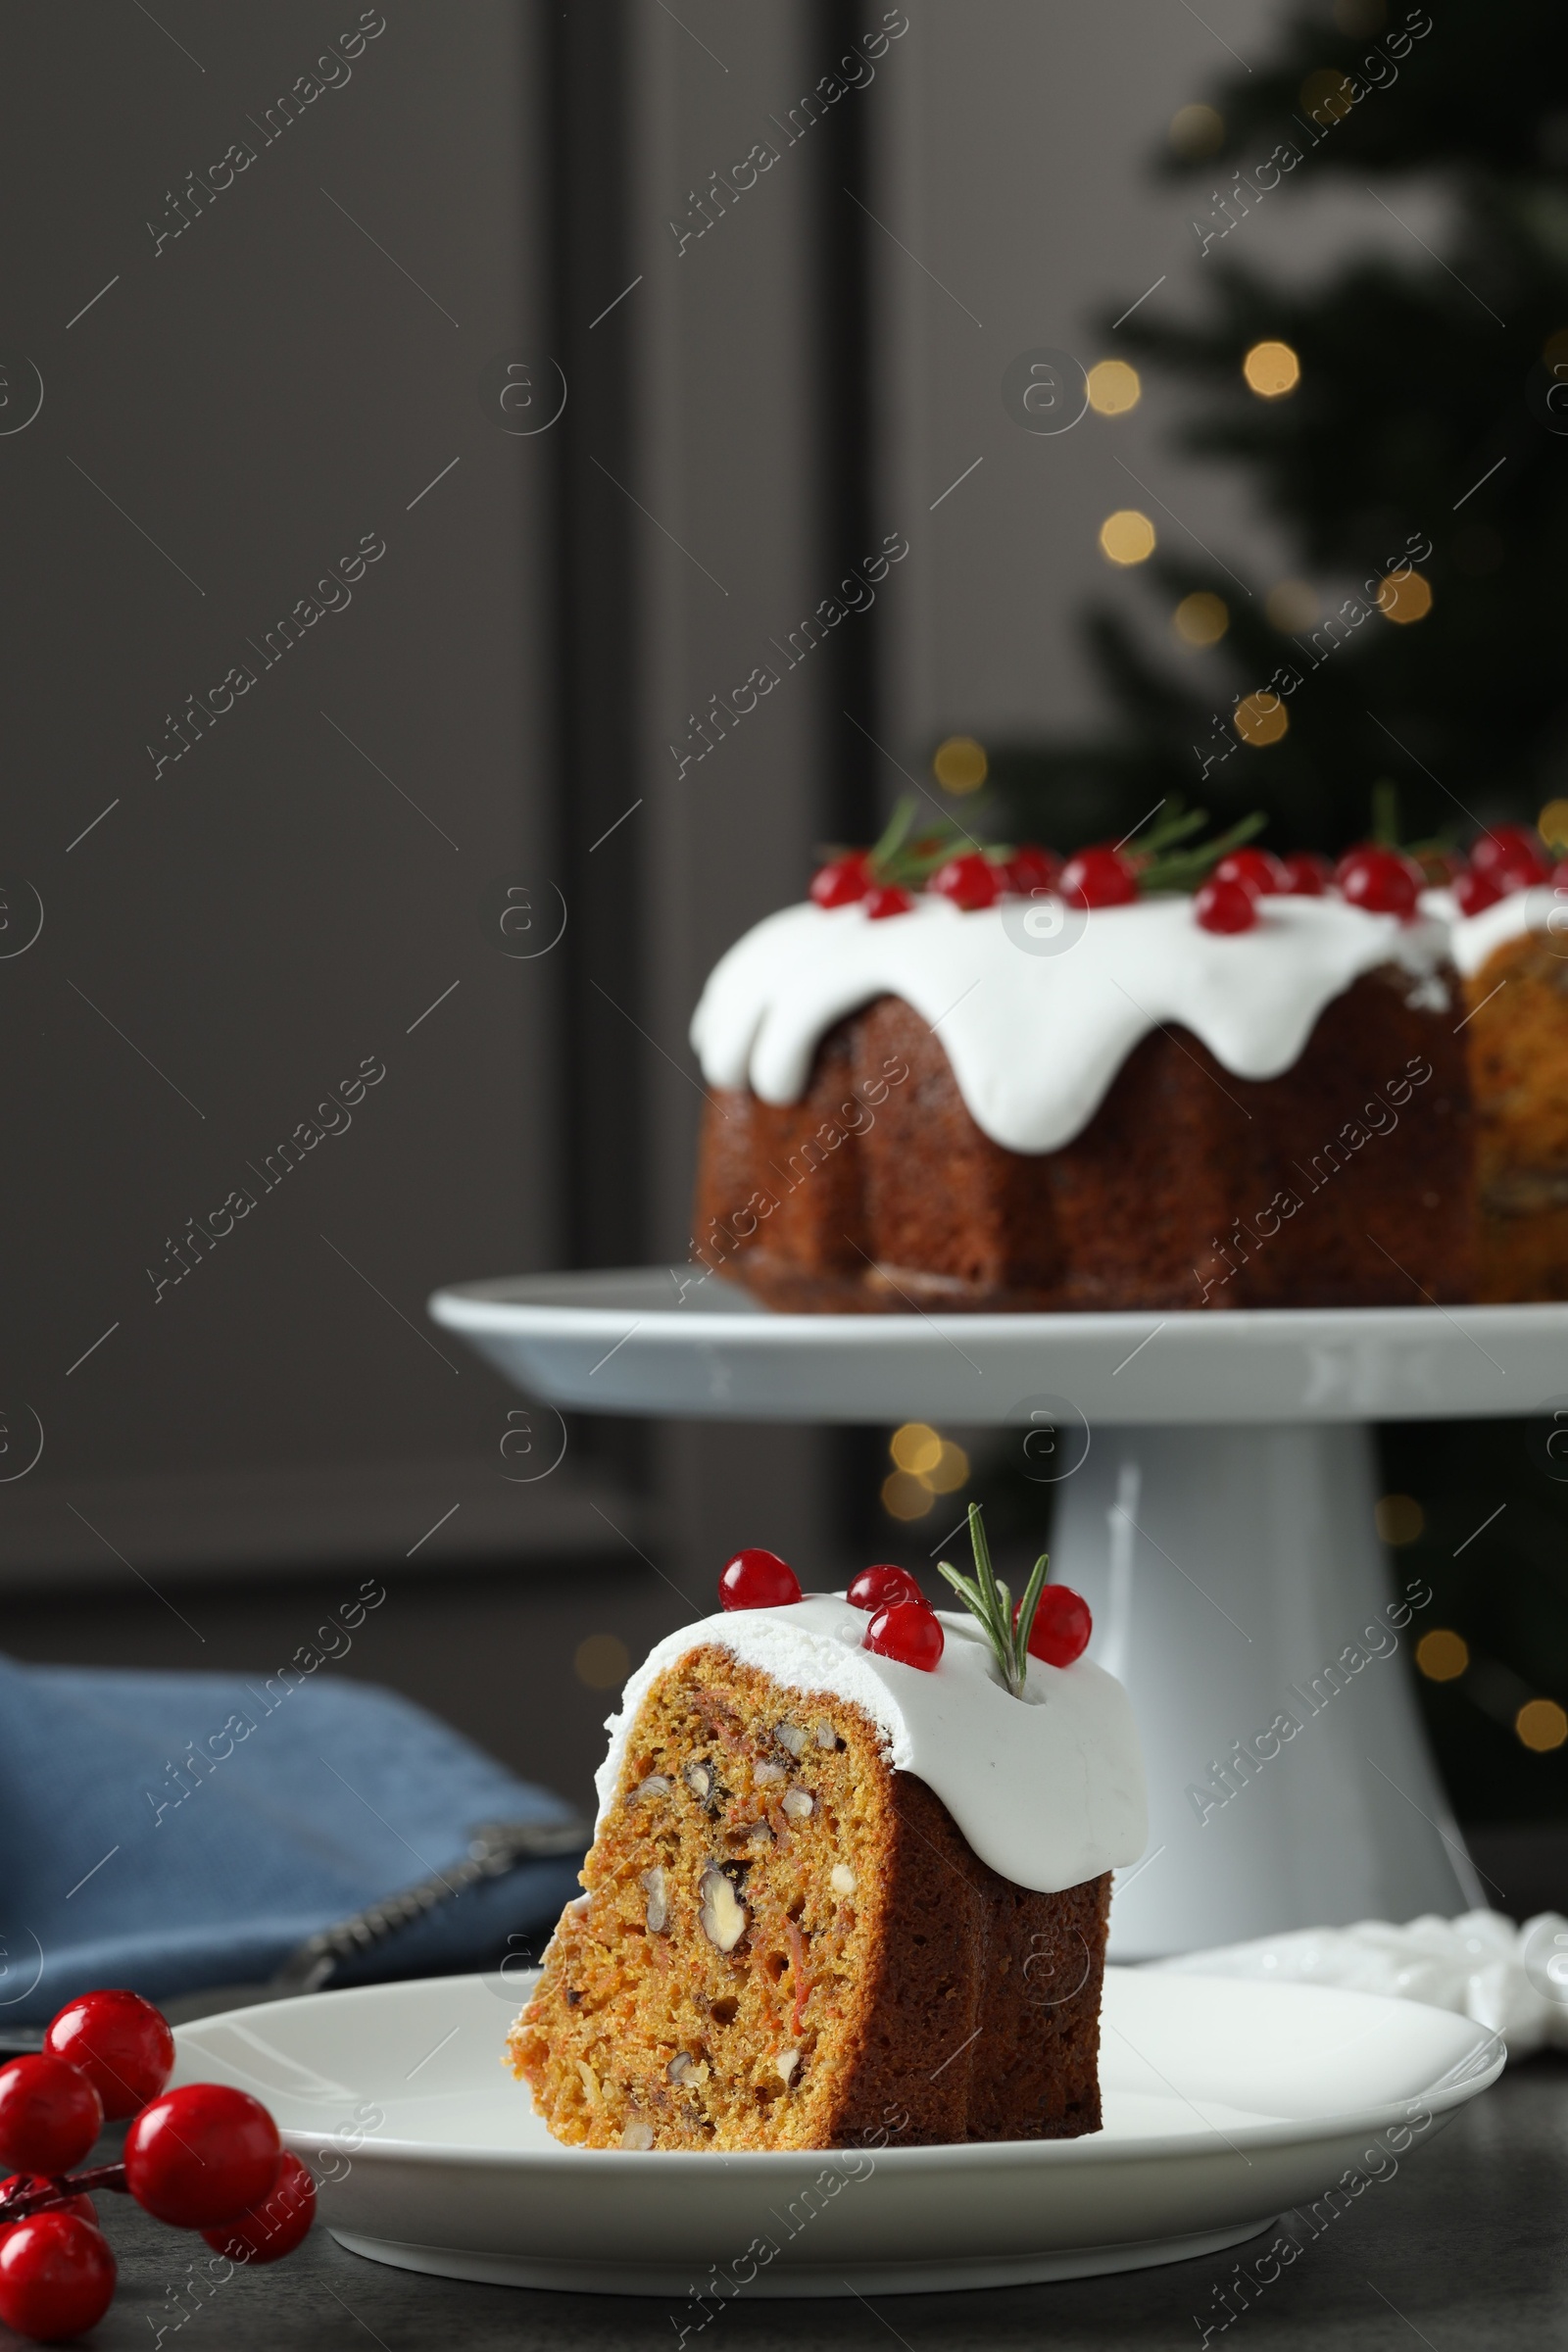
[509,1521,1146,2150]
[1440,876,1568,1300]
[689,813,1473,1313]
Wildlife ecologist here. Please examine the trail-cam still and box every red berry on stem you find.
[0,2180,96,2234]
[718,1548,802,1611]
[1004,845,1061,896]
[847,1564,922,1613]
[124,2084,281,2230]
[864,883,913,920]
[1058,846,1138,910]
[809,854,870,908]
[1453,867,1501,917]
[1334,845,1422,918]
[1551,858,1568,891]
[928,853,1003,911]
[0,2214,116,2344]
[1018,1584,1093,1668]
[1194,876,1257,935]
[45,1988,174,2122]
[1471,825,1547,884]
[862,1598,945,1672]
[1279,851,1332,896]
[1212,847,1289,898]
[202,2150,316,2267]
[0,2059,102,2179]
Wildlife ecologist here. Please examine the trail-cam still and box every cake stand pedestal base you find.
[1050,1421,1483,1959]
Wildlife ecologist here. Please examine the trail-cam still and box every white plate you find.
[172,1967,1502,2297]
[427,1267,1568,1425]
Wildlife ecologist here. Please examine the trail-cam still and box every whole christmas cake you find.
[509,1522,1146,2150]
[689,806,1475,1313]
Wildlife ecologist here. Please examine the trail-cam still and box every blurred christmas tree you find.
[987,0,1568,858]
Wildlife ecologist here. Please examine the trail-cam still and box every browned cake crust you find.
[1464,932,1568,1301]
[510,1646,1108,2149]
[692,966,1475,1311]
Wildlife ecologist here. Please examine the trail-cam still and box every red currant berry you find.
[718,1548,802,1611]
[1017,1584,1093,1667]
[1334,845,1422,918]
[0,2214,116,2344]
[1058,846,1138,910]
[1004,845,1062,896]
[124,2084,281,2230]
[1471,825,1547,884]
[201,2150,316,2266]
[0,2180,96,2234]
[1488,844,1548,896]
[0,2059,102,2180]
[847,1563,922,1613]
[45,1988,174,2122]
[1194,875,1257,934]
[928,853,1003,911]
[1212,847,1289,898]
[864,884,913,920]
[809,854,870,908]
[1279,851,1332,896]
[1551,859,1568,890]
[862,1598,945,1672]
[1453,867,1501,917]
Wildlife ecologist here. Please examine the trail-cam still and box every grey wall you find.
[1,3,583,1579]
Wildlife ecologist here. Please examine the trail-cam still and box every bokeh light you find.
[1300,69,1354,123]
[925,1442,970,1494]
[574,1633,630,1690]
[883,1426,969,1517]
[1087,360,1141,416]
[1374,1493,1425,1545]
[933,735,988,794]
[1539,801,1568,853]
[1415,1629,1469,1683]
[1376,570,1433,624]
[1174,592,1229,647]
[891,1422,943,1476]
[1243,340,1301,399]
[1169,103,1224,159]
[1516,1697,1568,1753]
[1099,509,1156,565]
[1233,691,1289,748]
[882,1470,934,1522]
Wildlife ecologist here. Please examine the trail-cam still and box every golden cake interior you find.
[1465,932,1568,1299]
[508,1643,1107,2150]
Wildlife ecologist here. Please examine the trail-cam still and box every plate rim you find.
[429,1271,1568,1345]
[178,1967,1505,2175]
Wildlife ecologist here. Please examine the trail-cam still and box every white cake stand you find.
[430,1272,1567,1957]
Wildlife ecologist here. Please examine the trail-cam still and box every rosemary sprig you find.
[1130,797,1209,858]
[936,1502,1050,1698]
[1137,808,1266,893]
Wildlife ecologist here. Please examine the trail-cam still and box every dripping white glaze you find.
[596,1594,1148,1896]
[691,894,1450,1154]
[1424,883,1568,978]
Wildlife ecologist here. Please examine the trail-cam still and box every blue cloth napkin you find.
[0,1650,584,2025]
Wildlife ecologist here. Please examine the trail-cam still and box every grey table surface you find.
[71,2054,1563,2350]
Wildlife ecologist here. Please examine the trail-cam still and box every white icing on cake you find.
[1423,883,1568,978]
[690,894,1451,1154]
[595,1594,1148,1896]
